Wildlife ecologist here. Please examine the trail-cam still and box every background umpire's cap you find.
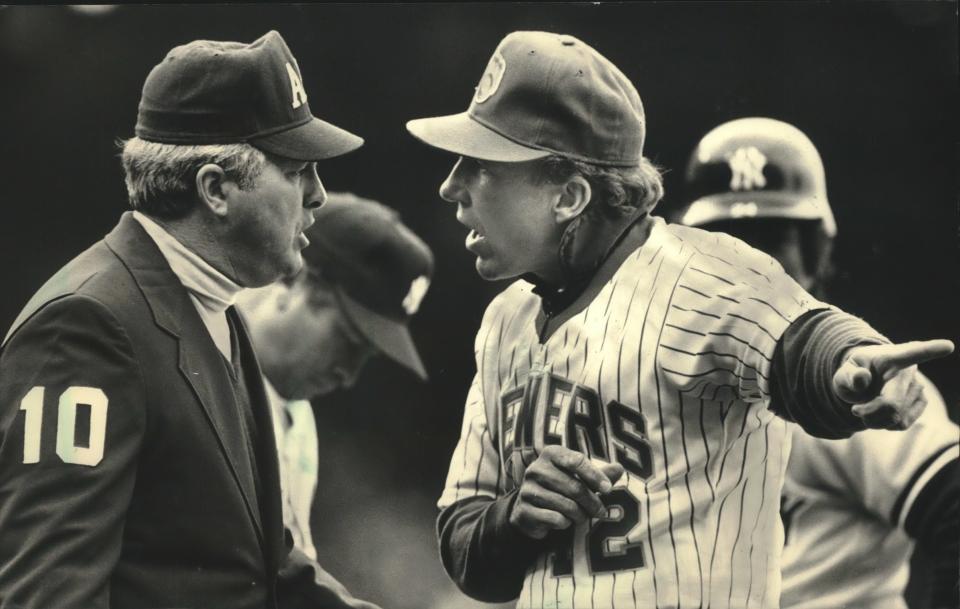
[136,30,363,161]
[303,193,434,380]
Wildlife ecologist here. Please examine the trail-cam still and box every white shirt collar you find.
[133,211,242,313]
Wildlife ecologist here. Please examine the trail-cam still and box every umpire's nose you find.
[303,164,327,212]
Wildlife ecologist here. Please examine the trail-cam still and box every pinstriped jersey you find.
[439,217,826,609]
[780,376,959,609]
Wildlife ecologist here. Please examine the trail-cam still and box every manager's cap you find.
[303,193,434,380]
[136,30,363,161]
[407,31,645,167]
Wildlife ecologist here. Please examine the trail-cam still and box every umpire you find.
[0,31,375,609]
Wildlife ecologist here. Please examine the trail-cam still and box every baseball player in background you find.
[237,192,433,564]
[677,117,959,609]
[405,31,954,609]
[0,31,373,609]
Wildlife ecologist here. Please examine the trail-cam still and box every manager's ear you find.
[553,175,592,224]
[196,164,230,217]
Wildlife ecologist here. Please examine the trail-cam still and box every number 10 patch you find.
[18,385,109,466]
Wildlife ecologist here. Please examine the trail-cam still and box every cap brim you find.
[335,288,428,381]
[406,112,551,162]
[251,117,364,161]
[679,193,837,237]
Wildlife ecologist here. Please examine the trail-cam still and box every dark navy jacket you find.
[0,212,376,609]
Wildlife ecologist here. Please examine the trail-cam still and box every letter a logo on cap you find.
[474,52,506,104]
[286,62,308,109]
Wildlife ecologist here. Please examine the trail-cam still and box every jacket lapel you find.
[104,213,268,551]
[230,307,286,573]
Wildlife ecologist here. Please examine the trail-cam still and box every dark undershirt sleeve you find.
[769,308,889,439]
[436,490,547,602]
[904,457,959,608]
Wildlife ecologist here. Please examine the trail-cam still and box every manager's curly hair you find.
[535,154,664,218]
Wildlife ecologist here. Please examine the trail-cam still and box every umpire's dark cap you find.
[303,193,433,380]
[407,31,645,167]
[135,31,363,161]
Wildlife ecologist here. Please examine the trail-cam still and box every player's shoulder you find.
[664,220,822,313]
[482,279,539,325]
[474,279,539,350]
[666,221,788,282]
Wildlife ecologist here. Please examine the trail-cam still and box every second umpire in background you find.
[238,192,433,563]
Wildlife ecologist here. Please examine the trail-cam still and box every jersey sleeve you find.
[437,372,502,508]
[658,232,821,403]
[435,287,548,602]
[0,295,147,609]
[789,374,959,527]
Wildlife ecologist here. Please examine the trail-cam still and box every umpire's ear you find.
[196,164,230,217]
[553,175,592,224]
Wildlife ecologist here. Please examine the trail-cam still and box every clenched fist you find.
[509,445,624,540]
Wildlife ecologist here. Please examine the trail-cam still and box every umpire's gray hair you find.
[120,137,267,220]
[536,154,665,217]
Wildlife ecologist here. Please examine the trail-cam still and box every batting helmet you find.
[677,117,836,237]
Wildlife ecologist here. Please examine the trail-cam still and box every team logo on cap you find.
[727,146,768,191]
[286,62,308,109]
[402,276,430,315]
[474,52,506,104]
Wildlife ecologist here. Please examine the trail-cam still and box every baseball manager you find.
[407,31,954,609]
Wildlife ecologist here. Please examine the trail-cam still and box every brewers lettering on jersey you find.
[440,221,815,608]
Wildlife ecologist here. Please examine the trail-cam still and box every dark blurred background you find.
[0,4,956,608]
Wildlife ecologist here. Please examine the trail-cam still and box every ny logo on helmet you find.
[727,146,768,191]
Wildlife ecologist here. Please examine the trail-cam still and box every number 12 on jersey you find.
[552,486,647,576]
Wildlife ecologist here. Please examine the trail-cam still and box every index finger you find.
[883,339,954,370]
[546,448,613,493]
